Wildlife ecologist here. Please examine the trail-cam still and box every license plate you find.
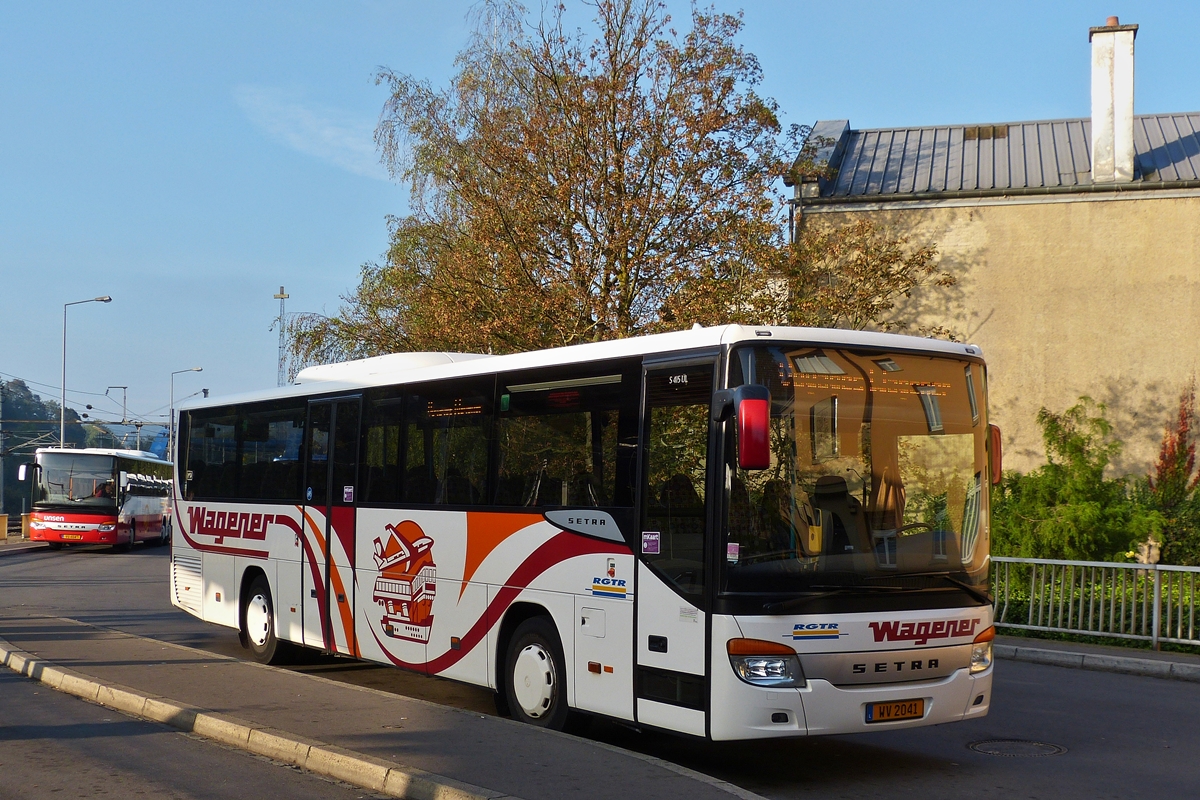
[865,699,924,723]
[61,534,83,540]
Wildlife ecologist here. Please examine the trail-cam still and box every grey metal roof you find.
[800,113,1200,200]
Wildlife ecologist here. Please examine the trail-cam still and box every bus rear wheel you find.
[503,616,571,730]
[242,576,285,664]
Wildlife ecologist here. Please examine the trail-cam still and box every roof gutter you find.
[792,178,1200,207]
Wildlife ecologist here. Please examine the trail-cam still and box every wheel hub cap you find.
[512,644,555,718]
[246,593,271,647]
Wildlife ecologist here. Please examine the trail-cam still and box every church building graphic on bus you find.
[372,521,436,643]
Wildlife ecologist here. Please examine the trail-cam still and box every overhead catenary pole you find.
[61,296,113,447]
[274,285,289,387]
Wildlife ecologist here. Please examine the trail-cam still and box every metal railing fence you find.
[991,556,1200,649]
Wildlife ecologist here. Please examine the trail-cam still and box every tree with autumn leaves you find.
[288,0,949,365]
[1144,378,1200,564]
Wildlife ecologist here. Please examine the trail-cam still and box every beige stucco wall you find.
[802,194,1200,476]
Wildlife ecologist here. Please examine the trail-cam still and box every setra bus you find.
[24,448,173,550]
[168,325,999,739]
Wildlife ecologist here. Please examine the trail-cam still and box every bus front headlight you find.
[727,638,806,688]
[970,626,995,674]
[98,523,116,532]
[30,520,45,530]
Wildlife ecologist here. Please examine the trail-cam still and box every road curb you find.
[4,615,765,800]
[0,638,520,800]
[0,542,47,557]
[995,643,1200,682]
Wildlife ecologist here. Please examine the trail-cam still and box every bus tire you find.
[46,542,63,551]
[242,575,285,664]
[502,616,571,730]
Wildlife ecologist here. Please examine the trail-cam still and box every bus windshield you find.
[723,345,990,601]
[35,453,118,509]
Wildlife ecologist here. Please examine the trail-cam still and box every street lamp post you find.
[61,296,113,446]
[170,368,203,461]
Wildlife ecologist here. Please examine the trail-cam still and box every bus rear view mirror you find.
[736,385,771,470]
[988,424,1003,485]
[17,463,28,481]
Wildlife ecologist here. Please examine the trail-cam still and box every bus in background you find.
[169,325,999,740]
[23,448,173,550]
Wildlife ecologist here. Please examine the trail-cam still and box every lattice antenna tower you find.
[272,286,290,387]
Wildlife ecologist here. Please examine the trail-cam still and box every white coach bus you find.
[169,325,998,739]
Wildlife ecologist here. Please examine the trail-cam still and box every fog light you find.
[970,626,995,674]
[771,712,789,723]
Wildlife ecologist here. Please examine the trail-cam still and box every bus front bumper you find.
[709,663,992,740]
[30,523,119,544]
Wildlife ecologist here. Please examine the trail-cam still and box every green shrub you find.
[991,398,1163,561]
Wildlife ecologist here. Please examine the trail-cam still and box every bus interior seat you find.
[651,474,704,565]
[757,479,794,553]
[404,466,436,504]
[568,472,602,507]
[812,475,868,556]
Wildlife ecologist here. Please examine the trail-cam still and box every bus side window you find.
[185,409,238,500]
[494,372,622,508]
[239,401,306,501]
[403,380,493,506]
[363,396,404,504]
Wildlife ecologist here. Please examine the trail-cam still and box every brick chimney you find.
[1089,16,1138,183]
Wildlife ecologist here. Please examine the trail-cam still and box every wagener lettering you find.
[187,506,273,544]
[868,618,979,645]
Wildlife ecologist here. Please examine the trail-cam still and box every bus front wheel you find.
[503,616,571,730]
[242,576,284,664]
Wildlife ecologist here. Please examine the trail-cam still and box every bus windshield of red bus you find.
[723,345,990,601]
[35,453,118,509]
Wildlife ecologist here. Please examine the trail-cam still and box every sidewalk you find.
[995,633,1200,681]
[0,614,758,800]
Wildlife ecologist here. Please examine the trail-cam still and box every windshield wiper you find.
[763,585,907,615]
[897,572,992,605]
[933,574,992,605]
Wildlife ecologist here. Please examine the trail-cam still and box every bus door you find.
[635,357,716,737]
[302,396,362,655]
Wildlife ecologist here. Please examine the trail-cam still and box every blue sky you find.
[2,1,1197,429]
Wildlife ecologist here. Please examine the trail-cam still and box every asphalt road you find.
[3,543,1199,799]
[0,667,385,800]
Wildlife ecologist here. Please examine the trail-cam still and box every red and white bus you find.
[169,325,999,739]
[26,448,173,550]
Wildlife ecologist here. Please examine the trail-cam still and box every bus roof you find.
[181,324,985,411]
[35,447,167,464]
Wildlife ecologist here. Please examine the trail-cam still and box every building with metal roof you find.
[788,17,1200,475]
[795,113,1200,203]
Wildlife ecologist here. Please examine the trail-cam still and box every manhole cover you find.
[968,739,1067,757]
